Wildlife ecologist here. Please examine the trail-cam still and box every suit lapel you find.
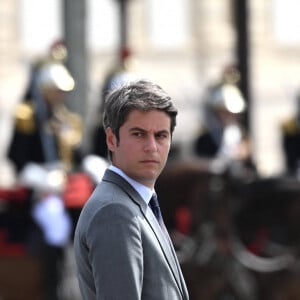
[102,170,187,299]
[145,207,186,296]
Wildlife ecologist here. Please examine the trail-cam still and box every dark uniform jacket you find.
[282,117,300,175]
[8,101,82,172]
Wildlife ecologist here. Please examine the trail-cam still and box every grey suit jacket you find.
[74,169,189,300]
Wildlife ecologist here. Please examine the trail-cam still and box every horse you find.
[156,158,300,300]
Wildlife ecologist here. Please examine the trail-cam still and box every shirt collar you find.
[109,165,154,205]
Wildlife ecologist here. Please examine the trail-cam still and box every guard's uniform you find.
[281,117,300,175]
[8,100,82,172]
[7,59,82,300]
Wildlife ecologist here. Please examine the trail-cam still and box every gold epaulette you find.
[63,111,83,146]
[53,106,83,170]
[14,101,36,133]
[282,118,299,135]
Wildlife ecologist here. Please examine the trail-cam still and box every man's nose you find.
[144,136,157,152]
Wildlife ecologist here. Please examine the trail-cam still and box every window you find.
[147,0,189,49]
[87,0,118,50]
[272,0,300,45]
[20,0,118,55]
[20,0,61,54]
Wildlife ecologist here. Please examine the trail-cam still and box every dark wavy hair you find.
[102,79,177,160]
[103,79,177,140]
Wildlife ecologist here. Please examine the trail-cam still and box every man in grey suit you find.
[74,79,189,300]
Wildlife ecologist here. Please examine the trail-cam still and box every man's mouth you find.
[140,159,159,164]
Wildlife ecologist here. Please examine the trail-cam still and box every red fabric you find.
[63,173,94,208]
[175,206,192,235]
[0,186,28,204]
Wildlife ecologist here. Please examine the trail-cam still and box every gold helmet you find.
[209,65,246,114]
[209,84,246,114]
[37,62,75,92]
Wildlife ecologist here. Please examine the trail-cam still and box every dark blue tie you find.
[149,193,164,225]
[149,193,171,240]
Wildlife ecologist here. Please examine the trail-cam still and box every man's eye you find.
[156,133,168,139]
[132,132,143,137]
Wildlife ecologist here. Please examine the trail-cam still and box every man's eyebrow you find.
[129,127,170,134]
[129,127,146,132]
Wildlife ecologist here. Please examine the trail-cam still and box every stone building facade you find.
[1,0,299,182]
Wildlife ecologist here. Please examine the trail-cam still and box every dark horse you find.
[156,159,300,300]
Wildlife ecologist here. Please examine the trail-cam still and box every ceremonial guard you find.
[193,65,255,174]
[8,42,83,300]
[281,96,300,176]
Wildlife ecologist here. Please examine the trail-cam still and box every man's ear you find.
[106,127,116,152]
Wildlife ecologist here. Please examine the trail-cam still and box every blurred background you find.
[2,0,300,178]
[2,0,300,299]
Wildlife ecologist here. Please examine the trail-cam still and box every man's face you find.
[106,109,172,188]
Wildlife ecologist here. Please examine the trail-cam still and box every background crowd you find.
[1,35,300,299]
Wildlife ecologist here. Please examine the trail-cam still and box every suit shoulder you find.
[13,101,36,133]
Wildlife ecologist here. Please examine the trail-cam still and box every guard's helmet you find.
[37,62,75,92]
[207,65,245,114]
[209,83,246,114]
